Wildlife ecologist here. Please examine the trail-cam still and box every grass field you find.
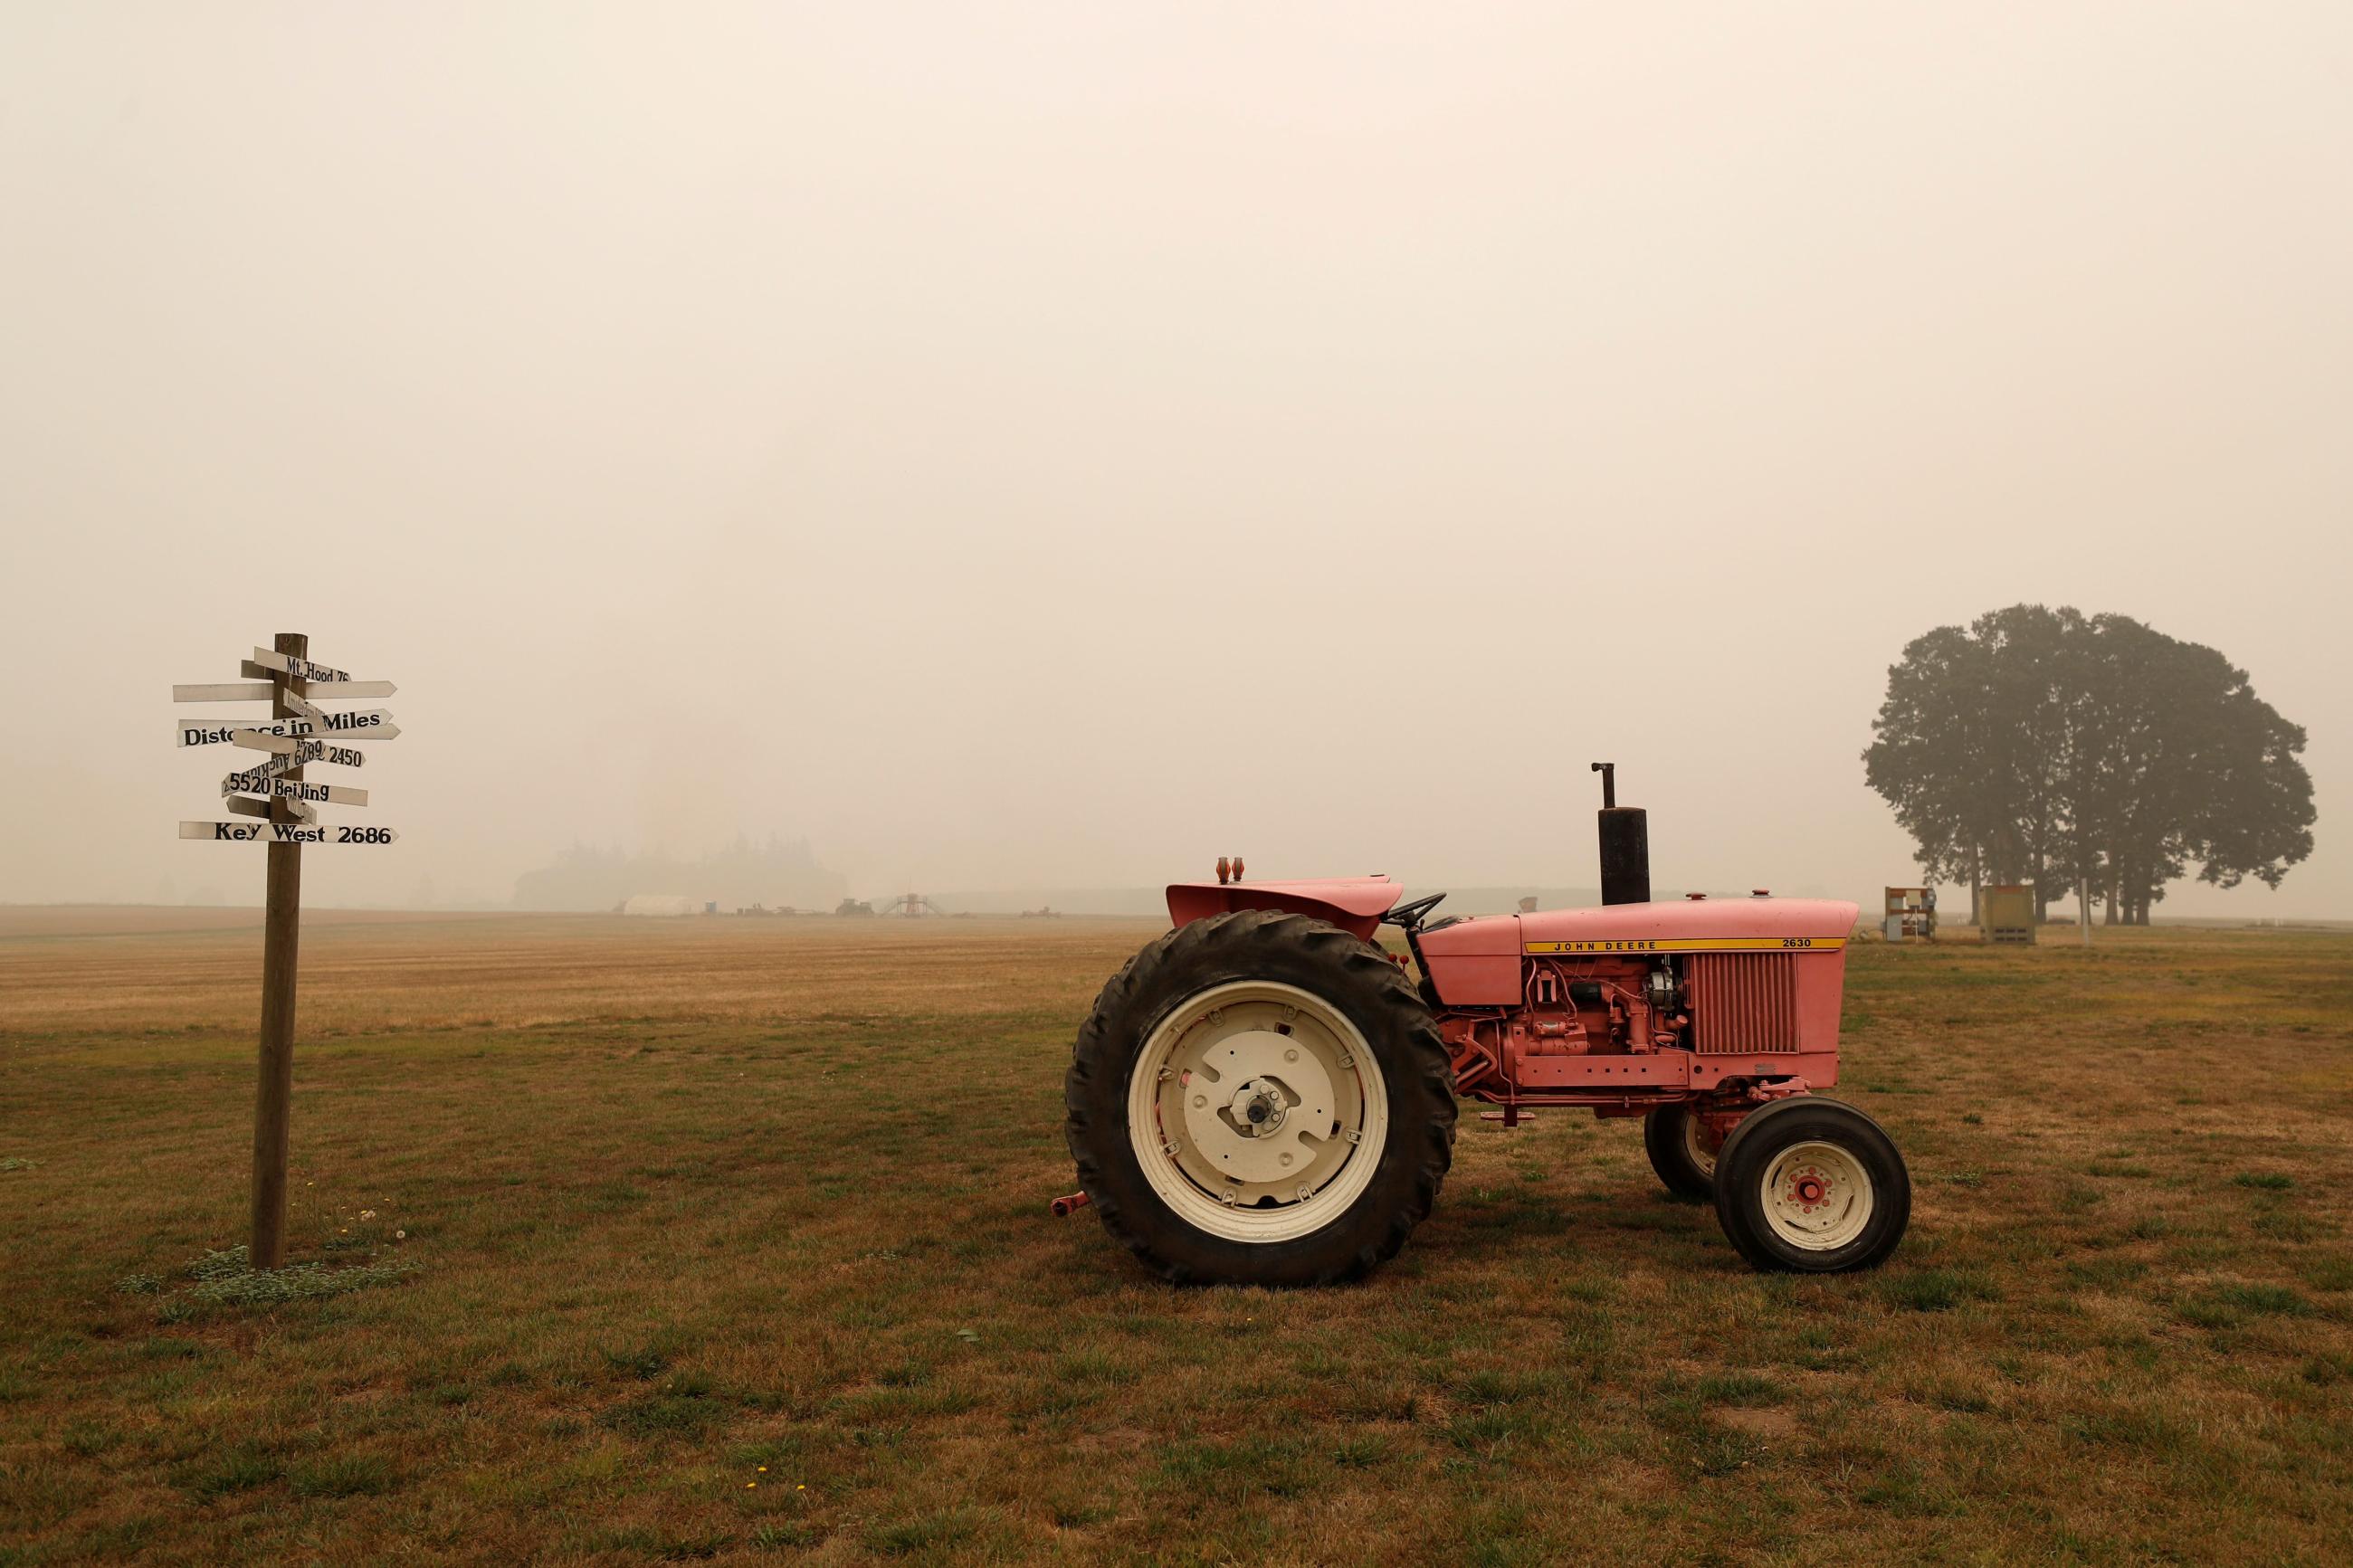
[4,908,2351,1565]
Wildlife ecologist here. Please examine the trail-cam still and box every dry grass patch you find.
[0,915,2348,1563]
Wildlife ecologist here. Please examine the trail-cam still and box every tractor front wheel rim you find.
[1127,980,1388,1244]
[1758,1139,1873,1250]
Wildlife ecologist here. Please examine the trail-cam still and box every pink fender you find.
[1167,876,1401,943]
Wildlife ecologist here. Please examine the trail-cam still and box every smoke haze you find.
[4,4,2347,915]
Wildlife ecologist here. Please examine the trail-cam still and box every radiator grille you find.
[1685,954,1798,1054]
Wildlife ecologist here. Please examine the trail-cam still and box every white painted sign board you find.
[224,772,368,806]
[176,683,273,703]
[181,821,398,845]
[225,795,319,824]
[231,740,367,770]
[179,711,398,747]
[227,742,322,779]
[249,647,352,683]
[176,679,395,702]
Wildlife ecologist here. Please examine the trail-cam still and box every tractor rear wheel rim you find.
[1128,980,1389,1244]
[1759,1139,1873,1250]
[1683,1113,1718,1178]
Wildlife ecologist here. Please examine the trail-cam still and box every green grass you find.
[0,911,2349,1562]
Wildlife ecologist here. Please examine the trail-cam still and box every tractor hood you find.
[1166,879,1859,955]
[1415,898,1859,962]
[1510,898,1860,953]
[1412,898,1860,1007]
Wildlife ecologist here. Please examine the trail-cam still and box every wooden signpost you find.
[174,632,399,1269]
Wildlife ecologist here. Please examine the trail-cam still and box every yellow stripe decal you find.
[1524,936,1847,955]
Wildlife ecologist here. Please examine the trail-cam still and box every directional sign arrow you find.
[224,772,368,807]
[231,740,367,769]
[229,742,323,778]
[226,738,370,769]
[281,708,395,739]
[249,646,352,683]
[178,711,398,748]
[280,687,327,725]
[178,679,395,701]
[181,821,396,845]
[176,682,273,703]
[225,796,318,824]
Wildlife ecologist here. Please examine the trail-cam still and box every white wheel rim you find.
[1759,1139,1874,1250]
[1682,1114,1718,1178]
[1127,979,1389,1244]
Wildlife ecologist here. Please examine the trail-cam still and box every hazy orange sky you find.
[4,4,2346,914]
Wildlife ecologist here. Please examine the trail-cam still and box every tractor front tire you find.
[1064,910,1455,1287]
[1643,1104,1718,1200]
[1712,1097,1910,1273]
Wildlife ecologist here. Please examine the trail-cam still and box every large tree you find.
[1863,606,2312,925]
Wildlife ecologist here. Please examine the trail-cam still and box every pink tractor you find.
[1062,766,1910,1286]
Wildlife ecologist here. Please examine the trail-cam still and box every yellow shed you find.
[1984,885,2036,945]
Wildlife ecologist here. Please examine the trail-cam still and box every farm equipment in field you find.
[1061,766,1909,1286]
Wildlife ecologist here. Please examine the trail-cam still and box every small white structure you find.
[622,894,699,917]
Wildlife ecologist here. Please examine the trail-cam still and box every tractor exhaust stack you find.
[1592,762,1651,906]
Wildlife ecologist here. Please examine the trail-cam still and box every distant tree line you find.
[1864,605,2313,925]
[513,833,847,912]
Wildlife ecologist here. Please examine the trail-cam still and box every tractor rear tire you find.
[1711,1097,1910,1273]
[1064,910,1455,1287]
[1643,1104,1717,1199]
